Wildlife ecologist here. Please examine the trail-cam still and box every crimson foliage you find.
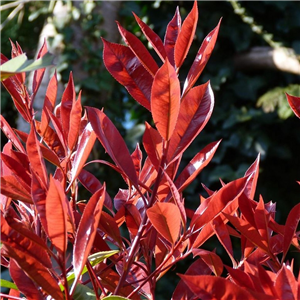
[1,2,300,299]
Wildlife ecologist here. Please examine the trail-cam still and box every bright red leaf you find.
[147,202,181,245]
[151,58,180,141]
[286,93,300,119]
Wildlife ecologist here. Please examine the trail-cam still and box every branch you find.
[234,47,300,75]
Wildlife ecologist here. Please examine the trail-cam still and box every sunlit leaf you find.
[151,59,180,141]
[147,202,181,244]
[286,93,300,119]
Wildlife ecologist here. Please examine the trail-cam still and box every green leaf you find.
[102,296,131,300]
[1,52,54,81]
[0,279,19,291]
[72,284,96,300]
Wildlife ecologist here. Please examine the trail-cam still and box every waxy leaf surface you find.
[151,59,180,141]
[286,93,300,119]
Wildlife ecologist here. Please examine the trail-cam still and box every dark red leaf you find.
[102,38,152,110]
[68,122,96,189]
[243,154,260,199]
[60,72,76,140]
[174,140,221,192]
[40,71,58,135]
[0,175,32,203]
[26,124,48,189]
[131,143,142,178]
[275,264,298,300]
[167,82,214,162]
[31,40,48,98]
[164,6,181,67]
[174,1,198,69]
[192,249,223,276]
[142,122,163,168]
[72,186,106,293]
[151,58,180,141]
[286,93,300,119]
[68,91,82,150]
[0,115,25,153]
[46,176,68,254]
[182,19,221,97]
[179,274,273,300]
[87,107,138,185]
[147,202,181,245]
[125,204,142,237]
[117,22,159,77]
[133,12,167,62]
[2,245,63,300]
[283,202,300,261]
[9,259,44,300]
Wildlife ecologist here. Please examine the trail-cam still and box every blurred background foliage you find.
[1,1,300,296]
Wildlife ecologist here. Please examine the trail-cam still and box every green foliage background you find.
[1,1,300,298]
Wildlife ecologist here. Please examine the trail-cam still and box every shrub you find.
[1,2,300,299]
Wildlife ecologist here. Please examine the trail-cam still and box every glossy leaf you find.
[182,19,221,97]
[102,38,152,110]
[68,122,96,190]
[283,202,300,261]
[72,186,106,294]
[1,245,63,300]
[179,274,271,300]
[286,93,300,119]
[87,107,138,185]
[164,7,181,67]
[167,82,214,162]
[117,22,159,77]
[133,12,167,62]
[243,154,260,199]
[0,115,25,153]
[142,122,163,168]
[151,59,180,141]
[275,264,298,300]
[46,176,68,254]
[147,202,181,244]
[9,259,44,300]
[0,175,32,203]
[174,140,221,192]
[174,1,198,69]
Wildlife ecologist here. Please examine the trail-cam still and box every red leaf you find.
[172,258,212,300]
[283,202,300,261]
[286,93,300,119]
[147,202,181,245]
[182,19,221,97]
[133,12,167,62]
[68,122,96,189]
[87,107,138,185]
[179,274,269,300]
[167,82,215,162]
[142,122,163,168]
[9,259,44,300]
[102,38,152,110]
[164,6,181,67]
[131,143,142,178]
[2,245,63,300]
[60,72,76,139]
[0,175,32,203]
[275,264,298,300]
[151,58,180,141]
[46,176,68,254]
[72,186,106,293]
[0,115,25,153]
[244,154,260,199]
[192,249,223,276]
[26,125,48,189]
[191,177,248,236]
[174,1,198,69]
[117,22,159,77]
[68,91,82,150]
[31,40,48,97]
[174,140,221,192]
[78,169,113,212]
[40,71,58,135]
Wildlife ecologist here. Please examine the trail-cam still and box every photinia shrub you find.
[1,2,300,299]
